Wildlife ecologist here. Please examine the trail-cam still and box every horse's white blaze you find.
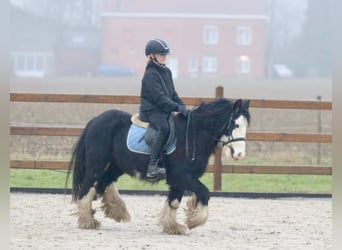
[78,186,100,229]
[159,199,187,235]
[223,115,248,160]
[101,182,131,222]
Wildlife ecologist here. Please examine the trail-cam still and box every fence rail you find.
[10,92,332,109]
[10,87,332,191]
[10,126,331,143]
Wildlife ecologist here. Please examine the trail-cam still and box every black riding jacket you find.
[139,61,185,116]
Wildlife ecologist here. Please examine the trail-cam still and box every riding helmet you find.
[145,39,170,56]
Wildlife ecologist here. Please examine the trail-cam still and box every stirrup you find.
[146,167,166,179]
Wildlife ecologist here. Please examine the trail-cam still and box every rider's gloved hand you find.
[178,105,190,118]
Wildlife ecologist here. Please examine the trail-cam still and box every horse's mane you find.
[192,98,233,118]
[241,103,251,125]
[192,98,251,125]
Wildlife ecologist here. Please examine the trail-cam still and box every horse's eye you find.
[235,124,239,128]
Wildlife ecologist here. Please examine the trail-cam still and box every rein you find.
[185,112,196,161]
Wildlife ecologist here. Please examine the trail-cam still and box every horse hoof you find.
[111,212,131,223]
[78,218,100,229]
[162,224,188,235]
[186,202,208,230]
[101,204,131,223]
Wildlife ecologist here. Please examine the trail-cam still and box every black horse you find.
[66,98,250,234]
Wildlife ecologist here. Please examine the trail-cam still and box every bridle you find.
[185,111,247,161]
[220,135,246,146]
[215,113,246,146]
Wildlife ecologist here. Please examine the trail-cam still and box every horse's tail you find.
[65,126,87,202]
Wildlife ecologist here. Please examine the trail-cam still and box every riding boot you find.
[146,158,166,178]
[146,131,166,179]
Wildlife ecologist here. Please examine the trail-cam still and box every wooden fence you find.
[10,86,332,191]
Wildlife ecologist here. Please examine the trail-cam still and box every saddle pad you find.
[127,124,176,155]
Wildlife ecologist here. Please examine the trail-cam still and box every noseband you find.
[220,136,246,147]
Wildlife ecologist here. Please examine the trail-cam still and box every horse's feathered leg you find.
[185,179,210,230]
[159,187,187,235]
[77,186,100,229]
[186,192,209,229]
[76,160,109,229]
[101,182,131,222]
[166,173,210,231]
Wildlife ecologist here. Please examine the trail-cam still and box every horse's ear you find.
[233,99,243,113]
[244,100,250,109]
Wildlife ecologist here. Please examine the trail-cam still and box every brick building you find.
[101,0,268,78]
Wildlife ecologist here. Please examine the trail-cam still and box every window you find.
[203,26,218,45]
[167,57,179,79]
[203,56,217,72]
[17,55,25,71]
[12,52,48,77]
[189,57,199,72]
[236,26,252,46]
[26,55,34,70]
[236,55,250,74]
[36,55,44,70]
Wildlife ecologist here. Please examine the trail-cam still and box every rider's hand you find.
[178,105,190,118]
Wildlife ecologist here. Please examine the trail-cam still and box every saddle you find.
[126,114,176,155]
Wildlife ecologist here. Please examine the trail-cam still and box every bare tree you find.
[265,0,308,77]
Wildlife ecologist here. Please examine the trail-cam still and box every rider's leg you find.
[146,112,169,178]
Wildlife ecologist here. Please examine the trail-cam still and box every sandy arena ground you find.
[10,192,331,250]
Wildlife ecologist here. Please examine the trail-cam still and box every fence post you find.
[213,86,224,191]
[316,95,322,165]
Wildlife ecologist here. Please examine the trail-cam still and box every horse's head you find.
[221,99,250,160]
[187,98,250,161]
